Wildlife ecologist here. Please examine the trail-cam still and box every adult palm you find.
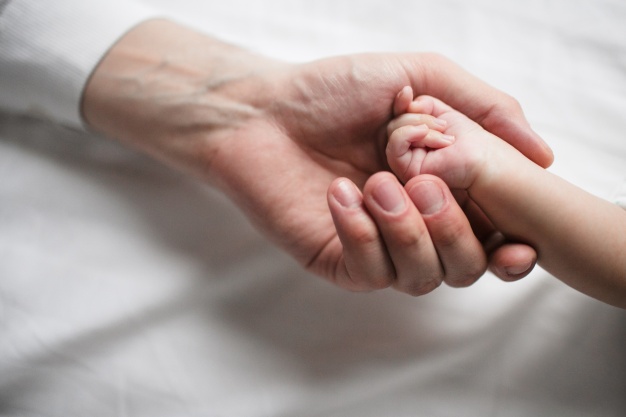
[207,53,550,292]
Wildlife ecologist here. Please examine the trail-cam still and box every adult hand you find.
[83,20,549,294]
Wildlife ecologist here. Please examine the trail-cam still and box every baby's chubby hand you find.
[387,86,457,183]
[382,85,544,285]
[385,87,540,284]
[387,86,499,192]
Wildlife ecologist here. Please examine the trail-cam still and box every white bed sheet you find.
[1,1,625,416]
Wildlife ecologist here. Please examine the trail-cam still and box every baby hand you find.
[387,86,456,183]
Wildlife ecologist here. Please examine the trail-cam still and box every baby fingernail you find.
[433,118,447,127]
[442,134,456,143]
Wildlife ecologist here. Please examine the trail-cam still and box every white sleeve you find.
[0,0,158,127]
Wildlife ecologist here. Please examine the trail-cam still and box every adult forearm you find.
[82,19,283,182]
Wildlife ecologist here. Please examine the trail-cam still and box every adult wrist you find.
[81,19,285,181]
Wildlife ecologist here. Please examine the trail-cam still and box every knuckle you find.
[345,223,380,247]
[498,95,523,116]
[342,267,394,292]
[446,276,476,288]
[368,275,395,290]
[394,226,430,249]
[387,125,424,153]
[445,262,487,288]
[432,216,467,249]
[387,114,410,136]
[468,260,488,279]
[397,277,442,297]
[340,251,397,293]
[506,96,523,112]
[387,126,405,147]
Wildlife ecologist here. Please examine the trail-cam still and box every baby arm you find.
[389,88,626,308]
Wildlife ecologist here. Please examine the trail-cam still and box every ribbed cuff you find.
[0,0,159,127]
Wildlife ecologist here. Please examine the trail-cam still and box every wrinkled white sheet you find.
[1,1,625,416]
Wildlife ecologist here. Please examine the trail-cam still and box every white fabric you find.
[1,0,625,416]
[0,0,156,126]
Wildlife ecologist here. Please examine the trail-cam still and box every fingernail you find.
[332,180,362,208]
[441,134,455,143]
[408,181,445,215]
[372,179,406,213]
[433,118,447,127]
[505,261,535,278]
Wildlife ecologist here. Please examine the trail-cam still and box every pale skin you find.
[82,20,555,296]
[388,87,626,308]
